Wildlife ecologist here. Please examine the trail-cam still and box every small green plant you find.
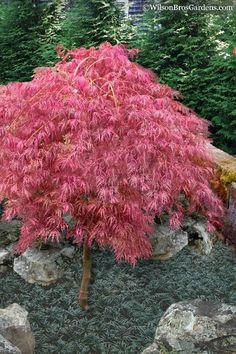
[159,343,178,354]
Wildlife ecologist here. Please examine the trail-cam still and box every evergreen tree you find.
[134,2,218,114]
[134,1,218,80]
[38,0,68,67]
[0,0,44,84]
[60,0,125,48]
[202,56,236,154]
[197,10,236,154]
[0,0,132,83]
[133,0,236,153]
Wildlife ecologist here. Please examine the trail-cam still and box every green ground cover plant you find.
[1,242,236,353]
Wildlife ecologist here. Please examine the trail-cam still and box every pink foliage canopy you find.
[0,43,223,264]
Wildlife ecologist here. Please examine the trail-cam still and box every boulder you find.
[141,343,159,354]
[141,299,236,354]
[60,246,76,259]
[0,244,15,272]
[14,248,63,286]
[183,218,214,255]
[151,224,188,260]
[224,182,236,245]
[0,334,21,354]
[0,221,21,247]
[0,303,34,354]
[0,265,8,273]
[0,248,10,265]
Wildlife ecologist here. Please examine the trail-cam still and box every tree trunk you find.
[78,243,91,310]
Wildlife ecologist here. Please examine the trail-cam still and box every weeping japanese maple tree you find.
[0,43,223,309]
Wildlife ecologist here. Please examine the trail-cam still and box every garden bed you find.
[1,241,236,354]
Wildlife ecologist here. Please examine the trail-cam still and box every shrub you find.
[0,43,223,308]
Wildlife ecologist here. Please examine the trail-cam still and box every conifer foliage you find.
[0,0,44,84]
[0,43,223,306]
[133,4,236,154]
[59,0,124,48]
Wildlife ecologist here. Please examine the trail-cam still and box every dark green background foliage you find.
[133,1,236,153]
[0,0,44,83]
[0,0,125,79]
[0,0,235,151]
[1,242,236,354]
[60,0,124,49]
[37,0,68,67]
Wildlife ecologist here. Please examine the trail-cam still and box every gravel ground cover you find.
[0,242,236,354]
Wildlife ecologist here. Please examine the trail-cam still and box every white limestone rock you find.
[14,248,63,286]
[0,334,21,354]
[183,218,214,255]
[0,248,10,265]
[151,224,188,260]
[141,299,236,354]
[60,246,76,259]
[0,303,34,354]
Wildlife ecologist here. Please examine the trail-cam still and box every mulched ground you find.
[1,241,236,354]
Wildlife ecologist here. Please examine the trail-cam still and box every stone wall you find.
[209,144,236,247]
